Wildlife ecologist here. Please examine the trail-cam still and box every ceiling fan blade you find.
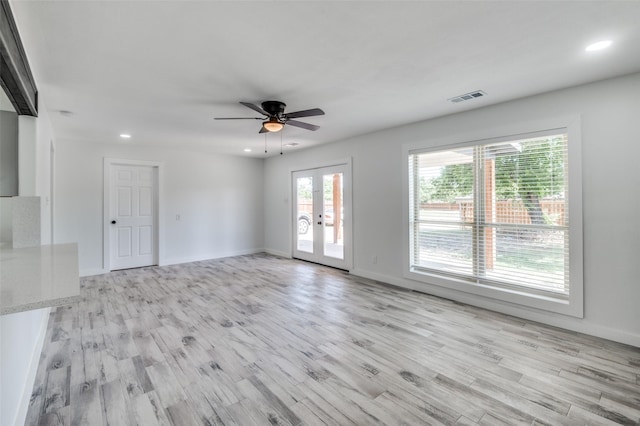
[284,108,325,119]
[214,117,262,120]
[258,126,268,134]
[286,120,320,131]
[240,101,269,116]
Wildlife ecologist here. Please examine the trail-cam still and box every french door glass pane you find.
[323,173,344,259]
[296,176,313,253]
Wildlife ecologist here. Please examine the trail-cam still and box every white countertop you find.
[0,243,80,315]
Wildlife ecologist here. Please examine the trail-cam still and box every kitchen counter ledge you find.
[0,243,80,315]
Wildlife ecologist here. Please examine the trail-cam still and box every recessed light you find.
[119,134,131,139]
[284,143,299,147]
[585,40,612,52]
[243,148,252,152]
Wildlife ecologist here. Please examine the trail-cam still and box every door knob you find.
[111,220,116,224]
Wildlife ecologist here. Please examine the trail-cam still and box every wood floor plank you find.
[43,365,71,414]
[225,401,260,426]
[69,379,102,426]
[182,381,237,426]
[101,379,129,426]
[567,404,628,426]
[391,373,486,422]
[145,361,187,409]
[24,253,640,425]
[293,387,357,425]
[165,400,201,426]
[374,391,448,426]
[288,400,328,426]
[248,375,302,425]
[70,328,100,389]
[234,378,297,426]
[39,406,70,426]
[299,377,371,424]
[117,358,146,399]
[126,318,165,367]
[126,390,171,426]
[196,359,242,406]
[384,383,469,425]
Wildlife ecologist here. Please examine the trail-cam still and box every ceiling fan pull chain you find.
[280,129,283,155]
[264,133,267,154]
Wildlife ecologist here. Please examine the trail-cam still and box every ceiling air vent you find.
[449,90,487,104]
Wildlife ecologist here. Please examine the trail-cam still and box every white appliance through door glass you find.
[293,164,351,270]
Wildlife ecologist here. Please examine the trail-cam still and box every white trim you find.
[263,248,292,258]
[80,268,109,277]
[12,307,50,426]
[402,115,583,318]
[350,268,639,348]
[50,140,55,244]
[83,248,266,276]
[103,158,164,272]
[288,157,353,174]
[160,248,264,267]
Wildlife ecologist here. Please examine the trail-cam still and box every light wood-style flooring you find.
[25,254,640,425]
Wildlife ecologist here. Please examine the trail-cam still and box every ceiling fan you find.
[215,101,324,133]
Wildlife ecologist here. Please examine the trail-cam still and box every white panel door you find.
[109,164,157,270]
[292,164,351,270]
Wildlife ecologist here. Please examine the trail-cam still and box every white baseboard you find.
[81,249,267,276]
[159,248,264,267]
[80,268,108,277]
[350,268,640,348]
[263,248,292,259]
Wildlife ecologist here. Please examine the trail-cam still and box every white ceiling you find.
[9,1,640,157]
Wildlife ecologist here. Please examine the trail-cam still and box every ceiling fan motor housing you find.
[262,101,286,117]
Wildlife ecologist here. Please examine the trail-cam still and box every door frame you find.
[103,158,164,272]
[50,139,55,244]
[290,157,353,270]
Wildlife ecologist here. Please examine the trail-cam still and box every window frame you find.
[402,116,583,317]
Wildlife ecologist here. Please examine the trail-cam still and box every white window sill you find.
[405,267,583,318]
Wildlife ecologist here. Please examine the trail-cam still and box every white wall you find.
[0,308,50,426]
[0,198,12,244]
[18,116,36,197]
[35,101,55,245]
[264,72,640,347]
[54,141,265,275]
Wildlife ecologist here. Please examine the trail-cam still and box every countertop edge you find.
[0,295,81,316]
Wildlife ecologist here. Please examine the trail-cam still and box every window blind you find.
[409,132,569,297]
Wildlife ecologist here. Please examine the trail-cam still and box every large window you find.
[409,130,573,301]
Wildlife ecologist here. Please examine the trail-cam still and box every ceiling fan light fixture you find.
[263,118,284,132]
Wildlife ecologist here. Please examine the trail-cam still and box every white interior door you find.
[109,164,158,270]
[293,164,351,270]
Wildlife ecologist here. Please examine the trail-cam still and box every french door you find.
[292,164,351,270]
